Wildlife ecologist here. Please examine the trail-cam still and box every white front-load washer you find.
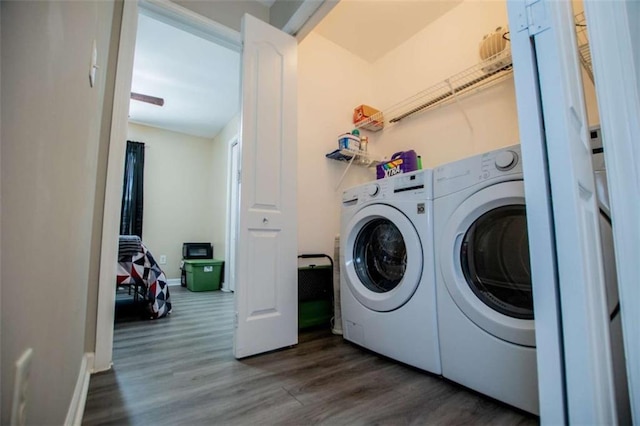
[340,170,441,374]
[433,145,539,414]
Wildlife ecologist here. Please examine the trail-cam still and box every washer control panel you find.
[434,144,522,197]
[342,170,429,207]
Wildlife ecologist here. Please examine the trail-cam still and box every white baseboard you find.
[166,278,181,286]
[64,352,94,426]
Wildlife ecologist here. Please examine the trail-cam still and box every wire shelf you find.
[325,148,381,167]
[574,11,593,84]
[354,48,513,129]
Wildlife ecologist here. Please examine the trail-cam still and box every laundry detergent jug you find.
[376,150,419,179]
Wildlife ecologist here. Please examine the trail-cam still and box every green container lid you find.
[183,259,224,266]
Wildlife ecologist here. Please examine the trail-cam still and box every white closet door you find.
[584,1,640,422]
[508,1,616,423]
[233,14,298,359]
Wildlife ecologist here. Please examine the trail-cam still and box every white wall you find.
[1,1,117,424]
[128,123,218,279]
[211,114,239,263]
[295,0,603,257]
[371,0,519,168]
[297,32,375,257]
[295,1,519,256]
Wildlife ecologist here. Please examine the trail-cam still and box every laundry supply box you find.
[353,104,384,131]
[184,259,224,291]
[376,150,420,179]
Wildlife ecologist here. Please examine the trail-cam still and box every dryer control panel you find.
[434,145,523,197]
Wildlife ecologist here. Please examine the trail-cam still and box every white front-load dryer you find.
[433,145,539,414]
[340,170,441,375]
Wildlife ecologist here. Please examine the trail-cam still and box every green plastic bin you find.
[298,254,334,330]
[184,259,224,292]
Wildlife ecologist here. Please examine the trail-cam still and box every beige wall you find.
[1,1,117,424]
[128,123,219,279]
[296,0,602,258]
[371,0,519,168]
[297,32,375,257]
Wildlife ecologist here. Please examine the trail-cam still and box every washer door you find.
[344,204,423,312]
[440,180,535,347]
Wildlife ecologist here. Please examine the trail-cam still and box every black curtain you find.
[120,141,145,237]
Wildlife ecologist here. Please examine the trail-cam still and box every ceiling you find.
[128,1,462,138]
[314,0,463,63]
[129,13,240,139]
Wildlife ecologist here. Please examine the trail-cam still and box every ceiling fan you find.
[131,92,164,107]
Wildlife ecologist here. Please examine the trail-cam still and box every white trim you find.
[95,0,243,372]
[94,0,139,373]
[64,353,94,426]
[585,1,640,422]
[139,0,241,52]
[166,278,181,286]
[223,135,239,293]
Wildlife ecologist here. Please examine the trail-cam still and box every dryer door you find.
[440,180,535,347]
[344,204,422,312]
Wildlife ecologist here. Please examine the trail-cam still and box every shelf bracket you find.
[335,154,357,191]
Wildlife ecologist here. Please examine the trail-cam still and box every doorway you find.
[95,0,243,371]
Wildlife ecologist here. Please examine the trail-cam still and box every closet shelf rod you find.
[389,64,512,123]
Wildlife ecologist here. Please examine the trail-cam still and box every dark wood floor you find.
[83,287,538,425]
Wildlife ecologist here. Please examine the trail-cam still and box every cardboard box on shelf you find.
[353,104,384,131]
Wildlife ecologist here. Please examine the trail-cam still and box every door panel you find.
[508,1,617,423]
[234,14,297,359]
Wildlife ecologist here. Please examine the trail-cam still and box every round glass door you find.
[460,205,533,319]
[353,218,407,293]
[439,180,535,346]
[344,204,422,312]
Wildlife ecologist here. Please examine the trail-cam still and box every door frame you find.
[94,0,242,372]
[223,135,239,292]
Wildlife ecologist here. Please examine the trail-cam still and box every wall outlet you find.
[159,255,167,265]
[11,348,33,426]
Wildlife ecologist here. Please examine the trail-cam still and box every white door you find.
[508,1,616,424]
[233,14,298,359]
[584,1,640,420]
